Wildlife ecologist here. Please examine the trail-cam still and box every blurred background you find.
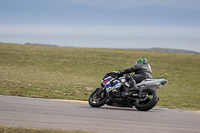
[0,0,200,52]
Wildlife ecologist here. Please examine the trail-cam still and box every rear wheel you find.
[88,88,107,107]
[135,89,158,111]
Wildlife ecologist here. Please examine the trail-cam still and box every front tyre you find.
[135,89,159,111]
[88,88,108,107]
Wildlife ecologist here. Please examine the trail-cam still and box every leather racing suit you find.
[120,63,152,83]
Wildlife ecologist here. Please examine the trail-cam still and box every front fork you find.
[96,87,106,97]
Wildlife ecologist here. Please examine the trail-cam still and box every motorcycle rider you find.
[111,57,152,94]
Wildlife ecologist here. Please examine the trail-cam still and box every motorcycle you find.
[88,73,168,111]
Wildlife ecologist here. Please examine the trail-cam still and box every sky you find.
[0,0,200,52]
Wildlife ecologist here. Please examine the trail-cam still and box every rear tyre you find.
[88,88,107,107]
[135,89,158,111]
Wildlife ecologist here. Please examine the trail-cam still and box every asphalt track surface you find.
[0,95,200,133]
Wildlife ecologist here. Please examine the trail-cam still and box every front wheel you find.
[88,87,108,107]
[134,89,159,111]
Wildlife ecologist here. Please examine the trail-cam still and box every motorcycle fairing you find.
[137,78,168,90]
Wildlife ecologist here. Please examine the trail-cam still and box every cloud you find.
[1,25,200,38]
[58,0,200,10]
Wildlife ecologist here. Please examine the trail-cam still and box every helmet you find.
[136,58,147,64]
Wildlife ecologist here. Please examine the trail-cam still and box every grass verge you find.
[0,126,95,133]
[0,43,200,110]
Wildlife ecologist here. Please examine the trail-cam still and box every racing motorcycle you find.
[88,73,168,111]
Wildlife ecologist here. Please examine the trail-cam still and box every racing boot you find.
[124,85,138,96]
[128,79,139,92]
[125,74,139,96]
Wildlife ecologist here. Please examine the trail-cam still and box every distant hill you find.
[131,47,200,54]
[25,43,200,54]
[25,43,58,47]
[1,42,199,54]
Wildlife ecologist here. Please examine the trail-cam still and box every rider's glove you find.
[111,70,121,75]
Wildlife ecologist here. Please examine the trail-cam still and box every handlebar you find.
[107,72,123,79]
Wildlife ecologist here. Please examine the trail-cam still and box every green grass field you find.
[0,43,200,110]
[0,126,95,133]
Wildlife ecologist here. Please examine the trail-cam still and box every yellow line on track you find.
[54,99,200,113]
[193,111,200,114]
[55,99,88,103]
